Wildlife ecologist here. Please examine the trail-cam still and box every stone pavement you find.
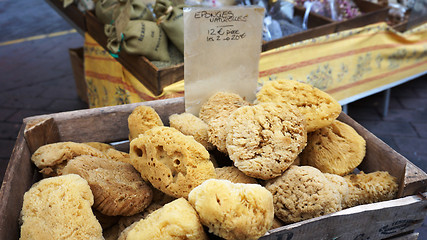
[1,0,427,238]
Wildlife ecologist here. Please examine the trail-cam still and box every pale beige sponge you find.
[130,126,216,198]
[200,92,251,153]
[84,141,114,152]
[20,174,103,240]
[31,141,106,176]
[215,166,258,184]
[226,102,307,180]
[120,198,209,240]
[128,105,163,141]
[300,120,366,176]
[188,179,274,240]
[265,165,344,223]
[208,116,231,153]
[343,171,398,208]
[199,91,251,124]
[256,79,341,132]
[169,112,214,150]
[84,142,130,163]
[62,155,153,216]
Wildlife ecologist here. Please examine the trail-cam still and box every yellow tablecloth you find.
[84,22,427,108]
[259,22,427,103]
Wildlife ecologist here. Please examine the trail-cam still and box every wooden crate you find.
[1,97,426,239]
[294,0,389,31]
[44,0,86,34]
[68,47,88,104]
[85,11,185,96]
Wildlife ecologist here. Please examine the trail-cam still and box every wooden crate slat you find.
[0,126,35,240]
[261,194,427,240]
[22,97,185,143]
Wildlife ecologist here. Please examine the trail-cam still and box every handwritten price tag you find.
[183,6,265,115]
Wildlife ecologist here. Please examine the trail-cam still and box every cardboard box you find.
[0,97,426,239]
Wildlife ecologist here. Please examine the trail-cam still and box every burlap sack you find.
[153,0,185,54]
[95,0,154,24]
[105,20,170,61]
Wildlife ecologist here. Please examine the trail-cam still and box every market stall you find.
[82,21,427,109]
[1,0,427,239]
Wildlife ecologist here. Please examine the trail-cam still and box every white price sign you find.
[183,6,265,115]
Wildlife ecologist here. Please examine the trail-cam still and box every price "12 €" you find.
[206,26,246,42]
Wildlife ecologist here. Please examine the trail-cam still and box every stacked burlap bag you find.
[95,0,185,61]
[153,0,185,54]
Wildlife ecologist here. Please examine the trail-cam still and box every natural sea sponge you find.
[226,102,307,180]
[62,155,153,216]
[121,198,209,240]
[20,174,103,240]
[343,171,398,208]
[199,92,250,124]
[324,173,350,204]
[265,165,344,223]
[169,112,214,150]
[256,79,341,132]
[84,142,130,163]
[215,166,258,184]
[130,126,216,198]
[31,141,106,176]
[300,120,366,176]
[188,179,274,240]
[200,92,251,153]
[208,116,231,153]
[128,105,163,141]
[84,141,114,152]
[105,148,131,163]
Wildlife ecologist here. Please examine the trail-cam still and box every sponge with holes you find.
[188,179,274,240]
[129,126,216,199]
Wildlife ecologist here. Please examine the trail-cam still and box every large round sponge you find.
[265,165,344,223]
[256,79,341,132]
[226,102,307,180]
[188,179,274,240]
[300,120,366,176]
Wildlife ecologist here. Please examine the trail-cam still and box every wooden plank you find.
[24,117,60,154]
[22,97,185,143]
[389,232,419,240]
[0,125,38,240]
[261,195,427,240]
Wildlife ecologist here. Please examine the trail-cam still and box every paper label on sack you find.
[183,6,265,115]
[63,0,74,8]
